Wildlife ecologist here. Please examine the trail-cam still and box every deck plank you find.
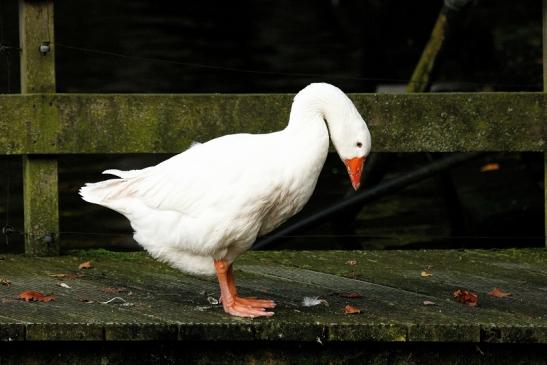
[0,249,545,344]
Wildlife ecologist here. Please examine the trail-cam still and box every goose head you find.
[327,100,371,191]
[292,83,371,190]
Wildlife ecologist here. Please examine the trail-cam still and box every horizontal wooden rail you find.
[0,92,544,154]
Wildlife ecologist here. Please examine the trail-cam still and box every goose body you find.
[80,83,371,317]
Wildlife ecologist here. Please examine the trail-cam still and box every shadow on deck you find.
[0,249,546,364]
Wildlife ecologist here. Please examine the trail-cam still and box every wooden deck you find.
[1,248,546,364]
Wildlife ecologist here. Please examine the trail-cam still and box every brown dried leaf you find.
[345,260,357,266]
[453,289,478,307]
[19,290,56,303]
[0,278,11,287]
[339,292,362,299]
[488,288,512,298]
[78,261,93,270]
[480,163,500,172]
[420,271,432,277]
[344,304,361,314]
[103,287,127,294]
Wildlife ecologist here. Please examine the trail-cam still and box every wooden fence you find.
[1,0,545,255]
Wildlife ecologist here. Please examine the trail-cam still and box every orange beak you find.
[344,157,365,191]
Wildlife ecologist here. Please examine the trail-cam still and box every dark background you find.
[0,0,544,252]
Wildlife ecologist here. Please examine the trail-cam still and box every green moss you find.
[65,248,149,261]
[0,93,544,154]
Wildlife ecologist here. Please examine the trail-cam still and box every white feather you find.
[302,297,327,307]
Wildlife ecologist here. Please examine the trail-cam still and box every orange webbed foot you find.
[222,300,274,318]
[234,296,276,309]
[215,259,275,318]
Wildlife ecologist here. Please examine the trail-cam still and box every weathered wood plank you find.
[0,249,545,344]
[22,156,59,255]
[0,93,544,153]
[19,0,60,256]
[19,0,55,94]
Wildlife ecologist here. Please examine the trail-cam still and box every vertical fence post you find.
[19,0,59,255]
[544,0,547,247]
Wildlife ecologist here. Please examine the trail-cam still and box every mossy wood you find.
[0,249,545,363]
[19,0,56,94]
[19,0,59,256]
[22,156,59,255]
[0,92,544,154]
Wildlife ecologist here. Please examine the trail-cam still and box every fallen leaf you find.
[488,288,512,298]
[344,304,361,314]
[79,298,94,304]
[78,261,93,270]
[19,290,56,303]
[0,278,11,287]
[480,163,500,172]
[453,289,478,307]
[423,300,436,306]
[103,287,127,294]
[420,271,432,277]
[339,292,362,299]
[58,282,71,289]
[345,260,357,266]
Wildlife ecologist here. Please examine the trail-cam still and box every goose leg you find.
[214,259,274,317]
[227,265,276,309]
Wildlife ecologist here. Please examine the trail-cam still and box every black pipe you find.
[253,152,483,250]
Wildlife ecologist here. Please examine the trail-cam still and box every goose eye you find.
[356,142,363,148]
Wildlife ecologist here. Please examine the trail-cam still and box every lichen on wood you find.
[0,92,544,154]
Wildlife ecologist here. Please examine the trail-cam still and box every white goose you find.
[80,83,371,318]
